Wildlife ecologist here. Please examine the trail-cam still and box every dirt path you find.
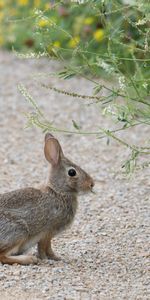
[0,51,149,300]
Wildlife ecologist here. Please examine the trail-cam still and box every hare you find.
[0,133,94,265]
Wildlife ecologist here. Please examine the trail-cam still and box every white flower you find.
[142,83,148,89]
[97,59,114,75]
[103,105,116,116]
[118,76,126,91]
[136,18,147,25]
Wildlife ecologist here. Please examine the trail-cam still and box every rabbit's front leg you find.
[38,233,60,261]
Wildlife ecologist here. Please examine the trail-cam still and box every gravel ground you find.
[0,51,149,300]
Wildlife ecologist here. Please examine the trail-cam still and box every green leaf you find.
[72,120,81,130]
[58,70,76,80]
[93,85,103,95]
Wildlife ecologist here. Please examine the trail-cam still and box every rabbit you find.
[0,133,94,265]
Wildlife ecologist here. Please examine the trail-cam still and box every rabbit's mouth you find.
[78,182,95,195]
[78,188,94,196]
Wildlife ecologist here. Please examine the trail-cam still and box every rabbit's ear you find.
[45,132,54,141]
[44,133,64,166]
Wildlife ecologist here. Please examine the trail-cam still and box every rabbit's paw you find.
[47,252,61,261]
[25,255,38,265]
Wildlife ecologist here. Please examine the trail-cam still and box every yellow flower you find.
[0,12,4,21]
[47,44,58,55]
[0,0,4,9]
[18,0,29,6]
[93,29,104,42]
[53,41,61,48]
[34,0,40,7]
[38,18,49,27]
[128,43,136,53]
[84,17,94,25]
[45,3,51,10]
[0,35,4,46]
[68,36,80,48]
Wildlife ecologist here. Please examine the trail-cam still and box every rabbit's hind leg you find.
[0,236,38,265]
[0,212,37,265]
[0,253,38,265]
[0,240,38,265]
[0,239,38,265]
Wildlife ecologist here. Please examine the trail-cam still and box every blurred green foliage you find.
[0,1,149,74]
[1,0,150,172]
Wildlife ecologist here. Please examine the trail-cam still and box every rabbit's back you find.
[0,187,41,208]
[0,187,77,236]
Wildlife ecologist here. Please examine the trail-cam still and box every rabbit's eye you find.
[68,168,76,177]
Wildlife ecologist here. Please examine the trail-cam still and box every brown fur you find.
[0,133,94,265]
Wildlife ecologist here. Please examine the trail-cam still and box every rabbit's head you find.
[44,133,94,195]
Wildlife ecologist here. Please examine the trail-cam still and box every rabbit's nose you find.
[90,180,95,189]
